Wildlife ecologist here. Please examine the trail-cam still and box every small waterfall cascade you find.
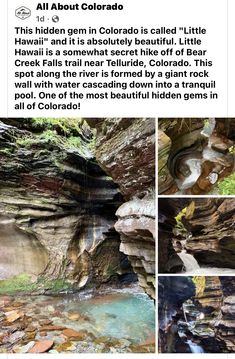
[178,159,202,190]
[178,236,200,273]
[187,340,205,353]
[178,251,200,272]
[201,118,222,185]
[176,118,219,191]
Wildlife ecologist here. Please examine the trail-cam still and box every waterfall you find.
[178,159,202,190]
[178,251,200,272]
[182,303,188,323]
[187,340,204,353]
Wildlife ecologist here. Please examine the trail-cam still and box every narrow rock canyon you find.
[159,276,235,353]
[159,198,235,274]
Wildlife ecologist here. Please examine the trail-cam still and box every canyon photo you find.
[159,276,235,353]
[0,118,155,353]
[158,118,235,195]
[158,197,235,274]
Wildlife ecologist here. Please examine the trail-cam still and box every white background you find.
[0,0,232,117]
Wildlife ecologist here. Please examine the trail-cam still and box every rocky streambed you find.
[158,118,235,195]
[0,285,155,354]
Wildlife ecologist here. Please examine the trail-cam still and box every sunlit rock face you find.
[0,119,133,287]
[87,118,155,299]
[158,198,191,273]
[0,216,48,279]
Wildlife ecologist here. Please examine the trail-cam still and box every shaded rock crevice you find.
[87,118,156,299]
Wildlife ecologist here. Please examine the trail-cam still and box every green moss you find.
[0,274,73,295]
[37,277,73,293]
[16,137,35,147]
[16,119,94,156]
[217,173,235,195]
[31,118,83,136]
[0,273,37,294]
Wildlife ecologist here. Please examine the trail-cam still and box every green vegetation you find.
[229,145,235,154]
[217,172,235,195]
[16,118,96,156]
[175,202,195,234]
[31,118,83,136]
[175,207,188,234]
[0,273,73,294]
[0,273,37,294]
[37,277,73,293]
[203,118,210,129]
[175,207,187,232]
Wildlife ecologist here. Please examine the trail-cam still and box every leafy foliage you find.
[16,118,96,156]
[217,173,235,195]
[203,119,210,129]
[175,207,187,231]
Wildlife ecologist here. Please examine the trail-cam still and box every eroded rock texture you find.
[158,276,195,353]
[0,120,132,288]
[158,118,235,194]
[159,198,235,272]
[184,199,235,268]
[159,276,235,353]
[87,118,155,299]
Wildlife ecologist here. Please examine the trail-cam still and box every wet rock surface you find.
[159,276,235,353]
[158,198,235,273]
[0,119,133,287]
[88,118,156,299]
[158,118,235,195]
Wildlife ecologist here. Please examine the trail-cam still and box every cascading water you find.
[177,159,202,190]
[178,251,200,272]
[187,340,204,353]
[176,118,221,191]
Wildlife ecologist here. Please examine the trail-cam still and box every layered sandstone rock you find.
[87,118,155,298]
[159,276,235,353]
[158,198,235,272]
[184,199,235,268]
[0,120,132,288]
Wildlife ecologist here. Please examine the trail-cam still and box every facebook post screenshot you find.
[0,0,234,358]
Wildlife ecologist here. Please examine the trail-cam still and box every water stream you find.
[176,118,221,191]
[178,251,200,272]
[178,237,235,275]
[187,340,205,353]
[177,159,202,190]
